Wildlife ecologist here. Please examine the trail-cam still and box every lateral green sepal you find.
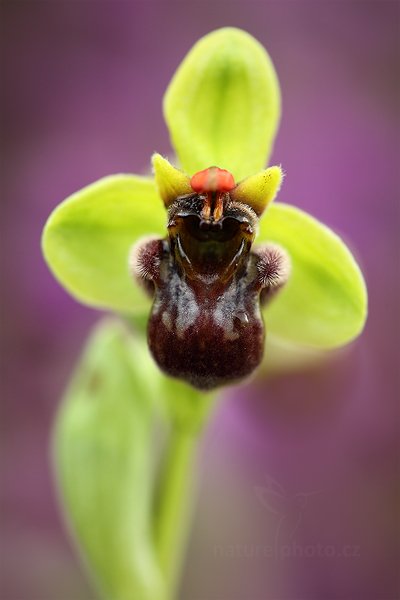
[42,174,165,313]
[259,203,368,348]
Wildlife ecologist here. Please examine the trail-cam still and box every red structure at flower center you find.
[190,167,235,193]
[190,167,236,222]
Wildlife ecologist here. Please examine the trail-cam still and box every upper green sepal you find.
[42,174,165,313]
[164,28,281,181]
[259,203,368,348]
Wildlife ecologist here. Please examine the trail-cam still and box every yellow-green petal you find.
[42,175,165,313]
[164,28,281,181]
[259,203,368,348]
[231,166,283,215]
[152,153,192,207]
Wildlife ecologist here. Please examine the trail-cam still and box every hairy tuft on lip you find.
[256,243,291,288]
[129,237,162,282]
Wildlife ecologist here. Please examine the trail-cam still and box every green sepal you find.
[42,175,165,313]
[259,203,368,348]
[164,27,281,181]
[53,319,166,600]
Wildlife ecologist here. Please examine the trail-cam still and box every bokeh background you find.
[1,1,399,599]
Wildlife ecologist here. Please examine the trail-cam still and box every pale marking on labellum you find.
[162,311,173,331]
[169,272,200,339]
[213,279,245,342]
[213,262,262,342]
[152,296,162,316]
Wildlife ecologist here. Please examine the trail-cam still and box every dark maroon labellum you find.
[131,168,290,390]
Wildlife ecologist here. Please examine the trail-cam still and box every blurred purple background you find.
[1,2,399,599]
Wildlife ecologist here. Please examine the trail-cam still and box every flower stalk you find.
[154,426,198,598]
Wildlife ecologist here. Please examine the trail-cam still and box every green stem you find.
[154,425,198,599]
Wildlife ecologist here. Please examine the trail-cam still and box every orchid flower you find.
[42,28,367,600]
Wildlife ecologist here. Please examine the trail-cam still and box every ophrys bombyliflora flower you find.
[42,28,367,390]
